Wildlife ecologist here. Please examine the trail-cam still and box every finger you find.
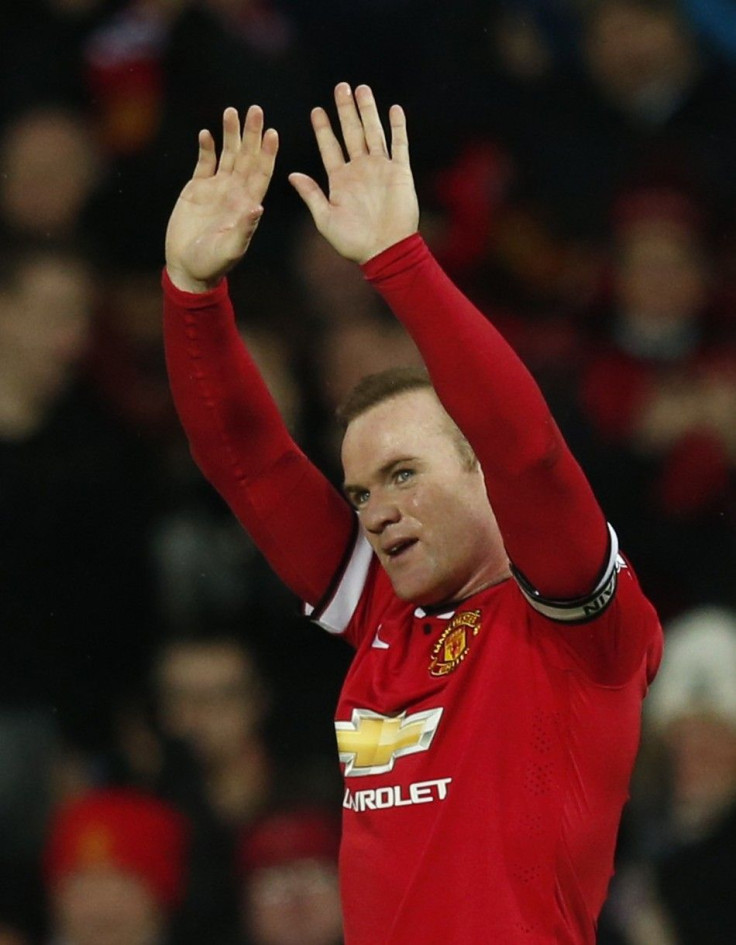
[288,172,331,231]
[218,107,241,174]
[192,129,217,179]
[355,85,387,156]
[262,127,279,163]
[241,104,264,156]
[389,104,411,166]
[243,127,279,204]
[311,106,345,175]
[234,108,277,178]
[335,82,368,159]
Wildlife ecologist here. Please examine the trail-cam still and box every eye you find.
[352,489,370,509]
[394,468,414,485]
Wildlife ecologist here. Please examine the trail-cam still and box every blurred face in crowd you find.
[243,859,343,945]
[665,713,736,813]
[341,389,506,606]
[585,1,694,105]
[0,254,92,400]
[0,109,100,238]
[157,641,265,766]
[51,869,163,945]
[614,220,708,325]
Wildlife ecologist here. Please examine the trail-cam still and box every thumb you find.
[289,172,330,230]
[230,205,264,258]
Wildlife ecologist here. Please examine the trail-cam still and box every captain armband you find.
[511,523,622,624]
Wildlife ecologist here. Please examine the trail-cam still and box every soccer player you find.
[162,83,663,945]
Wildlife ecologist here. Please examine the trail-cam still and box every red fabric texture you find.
[333,568,661,945]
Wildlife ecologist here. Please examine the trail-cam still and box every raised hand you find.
[165,106,278,293]
[289,83,419,264]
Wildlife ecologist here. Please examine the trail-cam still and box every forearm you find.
[162,271,354,603]
[362,235,608,598]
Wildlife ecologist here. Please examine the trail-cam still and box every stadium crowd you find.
[1,1,736,943]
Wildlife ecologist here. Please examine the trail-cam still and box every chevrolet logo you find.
[335,707,443,777]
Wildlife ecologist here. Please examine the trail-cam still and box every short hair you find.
[335,366,433,428]
[336,366,478,471]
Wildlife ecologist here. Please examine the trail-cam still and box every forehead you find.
[341,389,455,475]
[159,644,251,688]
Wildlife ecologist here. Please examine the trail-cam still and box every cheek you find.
[424,480,489,535]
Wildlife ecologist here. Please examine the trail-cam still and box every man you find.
[163,84,663,945]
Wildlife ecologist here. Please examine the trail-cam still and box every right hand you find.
[165,106,278,293]
[289,83,419,264]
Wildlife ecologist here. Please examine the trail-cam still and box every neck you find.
[420,563,512,615]
[205,740,271,824]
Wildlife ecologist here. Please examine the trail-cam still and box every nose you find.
[362,494,401,534]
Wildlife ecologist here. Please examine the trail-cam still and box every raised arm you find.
[164,106,354,605]
[290,84,609,601]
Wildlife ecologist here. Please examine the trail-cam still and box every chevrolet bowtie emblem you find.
[335,707,443,777]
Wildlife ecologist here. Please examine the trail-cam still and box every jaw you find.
[381,544,455,607]
[382,543,510,608]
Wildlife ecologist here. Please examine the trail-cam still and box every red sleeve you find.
[161,270,355,606]
[362,235,608,601]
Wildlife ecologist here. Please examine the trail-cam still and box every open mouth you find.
[386,539,418,559]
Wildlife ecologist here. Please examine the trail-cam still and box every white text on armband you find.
[343,777,452,812]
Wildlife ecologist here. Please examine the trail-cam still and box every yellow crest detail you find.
[428,610,481,677]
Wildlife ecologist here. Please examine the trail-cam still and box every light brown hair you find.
[336,367,478,471]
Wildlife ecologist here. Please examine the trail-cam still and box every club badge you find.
[428,609,482,677]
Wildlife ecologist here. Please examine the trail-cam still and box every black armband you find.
[511,524,621,624]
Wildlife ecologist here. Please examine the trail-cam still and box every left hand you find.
[289,83,420,264]
[165,105,278,293]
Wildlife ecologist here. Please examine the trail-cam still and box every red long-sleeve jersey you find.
[163,235,662,945]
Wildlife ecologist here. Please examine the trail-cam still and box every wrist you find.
[357,230,420,266]
[165,266,220,294]
[360,233,425,275]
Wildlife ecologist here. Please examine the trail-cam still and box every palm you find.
[289,85,420,264]
[165,106,278,291]
[167,175,257,282]
[320,156,418,262]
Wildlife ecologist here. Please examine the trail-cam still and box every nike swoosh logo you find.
[371,626,390,649]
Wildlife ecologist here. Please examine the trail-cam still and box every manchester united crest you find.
[428,610,481,677]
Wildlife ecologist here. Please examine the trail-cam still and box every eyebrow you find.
[342,456,418,498]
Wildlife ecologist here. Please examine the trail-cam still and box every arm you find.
[290,84,608,601]
[164,106,354,605]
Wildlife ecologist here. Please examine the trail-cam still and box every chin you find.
[390,576,448,608]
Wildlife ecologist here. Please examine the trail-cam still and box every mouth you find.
[384,538,418,560]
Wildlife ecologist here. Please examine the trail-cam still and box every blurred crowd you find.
[1,1,736,943]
